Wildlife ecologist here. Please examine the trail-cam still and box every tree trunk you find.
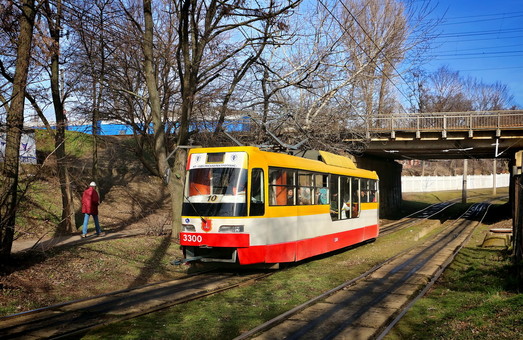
[47,0,74,233]
[143,1,181,234]
[168,149,187,238]
[143,0,168,176]
[92,108,99,181]
[0,0,36,261]
[51,50,75,233]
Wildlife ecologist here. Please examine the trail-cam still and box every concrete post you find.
[462,159,468,203]
[513,151,522,285]
[493,158,497,195]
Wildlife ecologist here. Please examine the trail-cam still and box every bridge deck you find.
[367,110,523,134]
[359,110,523,160]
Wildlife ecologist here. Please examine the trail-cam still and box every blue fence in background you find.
[65,123,148,135]
[44,117,252,136]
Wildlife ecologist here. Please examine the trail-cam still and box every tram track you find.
[235,202,491,340]
[379,201,457,235]
[0,203,433,340]
[0,199,495,339]
[0,270,272,339]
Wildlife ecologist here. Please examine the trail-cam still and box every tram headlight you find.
[182,224,196,232]
[219,225,244,233]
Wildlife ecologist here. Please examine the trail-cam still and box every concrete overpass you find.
[350,110,523,219]
[358,110,523,160]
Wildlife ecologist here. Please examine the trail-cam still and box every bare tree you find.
[338,0,408,119]
[231,3,354,150]
[142,0,301,235]
[411,66,515,113]
[46,0,77,232]
[467,79,515,111]
[237,0,435,152]
[0,0,36,261]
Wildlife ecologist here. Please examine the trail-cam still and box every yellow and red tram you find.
[180,146,379,265]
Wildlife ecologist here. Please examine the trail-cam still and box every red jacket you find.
[82,187,99,215]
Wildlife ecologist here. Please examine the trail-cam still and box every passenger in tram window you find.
[330,193,339,219]
[360,190,368,203]
[287,188,295,205]
[298,187,311,205]
[341,200,351,219]
[370,190,377,202]
[317,187,329,205]
[352,202,359,217]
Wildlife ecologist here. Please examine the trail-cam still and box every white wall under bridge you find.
[402,174,510,193]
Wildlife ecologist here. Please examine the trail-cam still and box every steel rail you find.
[380,201,457,235]
[375,203,492,339]
[0,271,272,339]
[234,203,489,340]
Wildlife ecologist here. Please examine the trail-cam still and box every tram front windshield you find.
[183,167,247,217]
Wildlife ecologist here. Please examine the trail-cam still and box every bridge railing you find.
[367,110,523,133]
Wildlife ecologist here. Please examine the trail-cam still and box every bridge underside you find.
[358,129,523,160]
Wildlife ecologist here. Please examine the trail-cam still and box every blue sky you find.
[418,0,523,108]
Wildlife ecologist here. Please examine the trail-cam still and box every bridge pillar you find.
[354,155,402,217]
[462,159,468,203]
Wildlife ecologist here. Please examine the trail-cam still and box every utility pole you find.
[513,151,522,287]
[493,159,497,195]
[462,159,468,204]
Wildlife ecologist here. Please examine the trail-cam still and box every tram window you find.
[187,168,211,196]
[315,174,329,205]
[363,179,372,203]
[211,169,236,195]
[352,178,360,218]
[250,168,265,216]
[298,172,313,205]
[369,179,378,202]
[298,172,312,186]
[207,152,224,163]
[330,175,339,220]
[269,168,295,206]
[298,187,311,205]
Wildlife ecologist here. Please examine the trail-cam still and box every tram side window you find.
[330,175,339,220]
[315,174,329,205]
[269,168,295,206]
[369,179,378,202]
[250,168,265,216]
[352,178,360,218]
[297,172,313,205]
[360,179,368,203]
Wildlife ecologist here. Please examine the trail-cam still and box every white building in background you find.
[402,174,510,193]
[0,130,37,164]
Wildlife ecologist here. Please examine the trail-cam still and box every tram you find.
[180,146,379,265]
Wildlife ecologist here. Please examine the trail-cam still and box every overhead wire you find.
[437,10,523,21]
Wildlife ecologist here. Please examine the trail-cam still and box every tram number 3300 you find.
[182,234,203,243]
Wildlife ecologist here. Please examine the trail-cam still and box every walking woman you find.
[81,182,104,237]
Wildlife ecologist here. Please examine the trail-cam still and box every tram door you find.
[330,175,360,221]
[340,177,351,220]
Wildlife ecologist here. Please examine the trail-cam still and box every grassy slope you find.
[386,194,522,340]
[1,130,178,316]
